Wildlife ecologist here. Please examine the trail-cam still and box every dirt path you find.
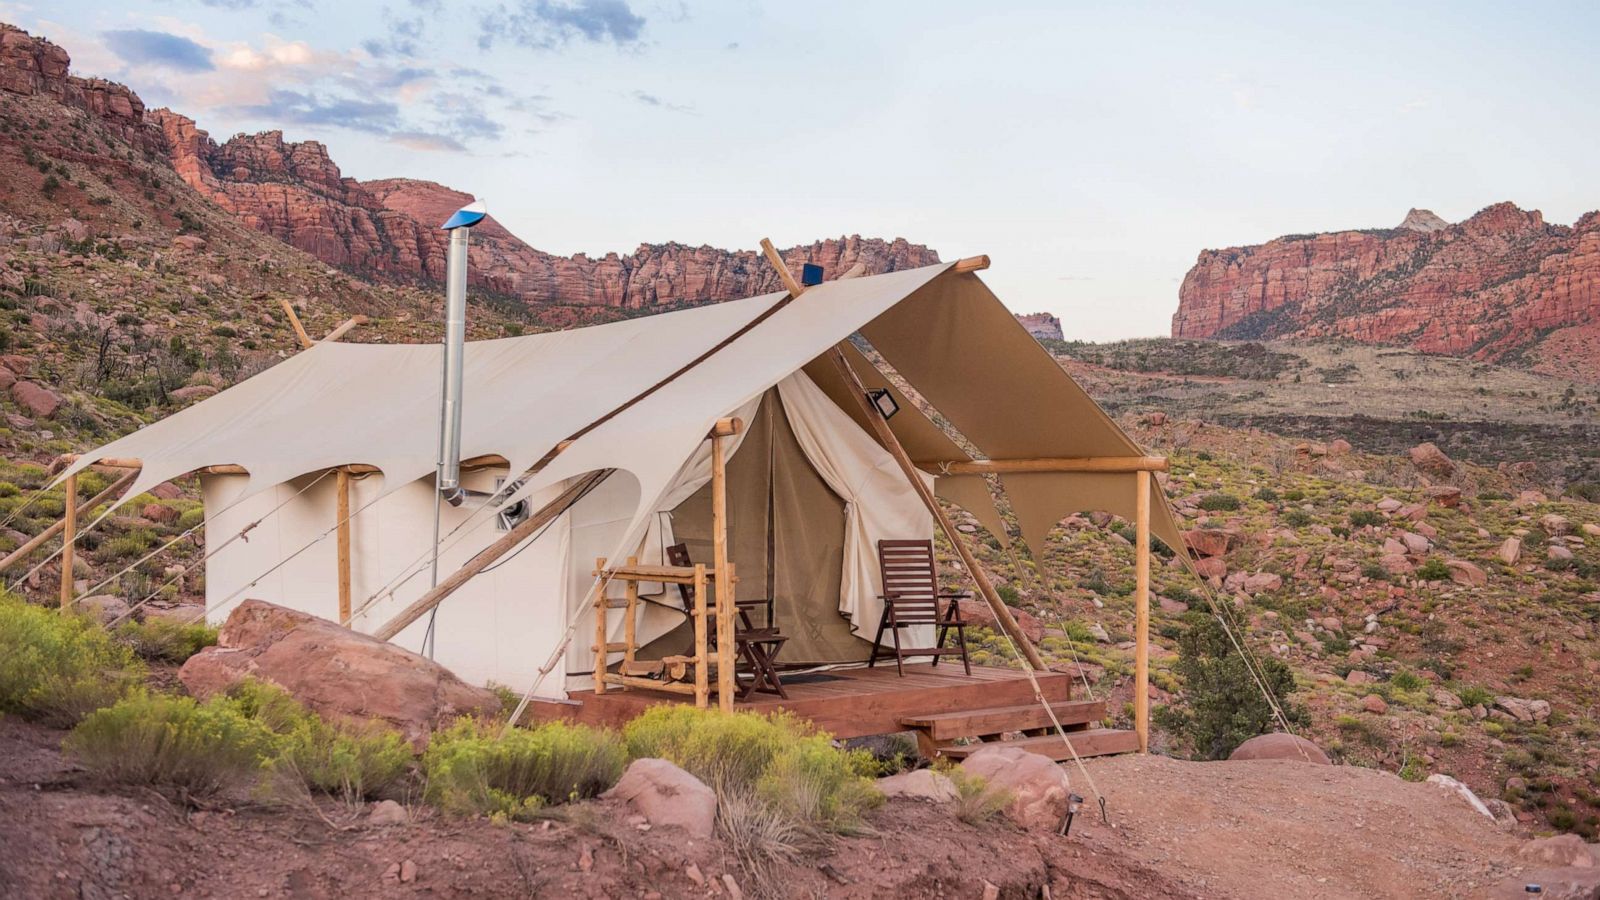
[1070,754,1526,899]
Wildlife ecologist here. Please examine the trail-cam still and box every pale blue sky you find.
[4,0,1596,339]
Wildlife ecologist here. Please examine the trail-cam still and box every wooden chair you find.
[869,539,972,676]
[666,543,789,699]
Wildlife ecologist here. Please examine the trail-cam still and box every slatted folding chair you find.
[869,539,972,676]
[666,543,789,699]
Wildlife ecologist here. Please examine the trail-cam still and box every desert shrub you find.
[1416,558,1451,581]
[1253,486,1279,502]
[1155,616,1306,760]
[1282,489,1306,501]
[1198,493,1242,512]
[424,718,624,821]
[226,680,411,803]
[1456,684,1495,708]
[1390,670,1425,692]
[938,761,1012,825]
[0,481,18,497]
[0,592,143,726]
[65,692,274,799]
[1283,508,1313,527]
[623,706,881,834]
[176,507,205,531]
[1348,510,1384,528]
[114,618,217,663]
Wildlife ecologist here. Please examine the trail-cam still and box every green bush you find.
[424,718,625,821]
[1253,487,1279,502]
[176,507,205,531]
[227,680,411,803]
[1198,493,1242,512]
[1416,558,1451,581]
[1349,510,1384,528]
[623,706,880,834]
[0,592,143,726]
[1155,616,1307,760]
[65,692,274,798]
[114,618,217,663]
[1456,684,1495,708]
[1283,509,1313,528]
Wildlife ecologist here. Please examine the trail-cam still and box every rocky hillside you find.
[1171,204,1600,380]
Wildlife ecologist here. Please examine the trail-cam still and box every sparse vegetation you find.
[65,692,275,799]
[114,618,217,663]
[423,718,625,821]
[0,592,143,726]
[1156,616,1306,760]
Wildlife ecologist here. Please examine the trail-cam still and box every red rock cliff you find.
[151,113,940,308]
[0,24,161,152]
[1172,204,1600,372]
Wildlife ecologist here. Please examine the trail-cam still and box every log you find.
[372,470,612,641]
[336,469,352,625]
[711,427,735,712]
[1135,470,1151,753]
[953,255,990,273]
[280,299,313,350]
[320,315,368,344]
[0,469,138,574]
[59,473,76,610]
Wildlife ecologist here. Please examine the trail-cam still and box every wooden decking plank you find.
[901,699,1108,740]
[936,728,1139,761]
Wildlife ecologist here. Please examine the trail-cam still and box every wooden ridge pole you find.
[336,469,352,626]
[58,473,76,610]
[321,315,368,344]
[1134,469,1152,753]
[280,299,314,350]
[372,470,611,641]
[922,456,1169,475]
[0,469,138,575]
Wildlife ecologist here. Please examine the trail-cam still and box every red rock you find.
[178,599,500,750]
[10,381,61,418]
[141,503,179,524]
[602,759,716,839]
[1183,528,1238,558]
[0,369,14,392]
[1407,443,1456,478]
[1228,733,1331,765]
[1424,485,1462,508]
[1445,560,1488,586]
[1193,556,1227,579]
[0,355,30,375]
[169,384,218,402]
[960,745,1072,830]
[0,25,160,152]
[1172,203,1600,379]
[1496,537,1522,566]
[1361,694,1388,715]
[1327,439,1352,456]
[149,482,183,500]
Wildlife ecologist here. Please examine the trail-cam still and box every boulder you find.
[1424,485,1462,508]
[1328,439,1352,456]
[1243,572,1282,593]
[1361,694,1388,715]
[1432,689,1463,710]
[178,600,500,750]
[1485,867,1600,900]
[1227,733,1331,765]
[1395,503,1429,522]
[9,381,61,418]
[75,594,128,625]
[876,768,959,803]
[602,758,716,839]
[1584,523,1600,538]
[1376,497,1403,512]
[1407,443,1456,478]
[1444,560,1487,586]
[1379,554,1414,576]
[1542,513,1573,536]
[368,799,408,826]
[1182,528,1238,558]
[170,384,219,403]
[149,482,183,500]
[1193,556,1226,579]
[1497,537,1522,566]
[1345,670,1375,686]
[0,368,13,392]
[956,598,1044,643]
[1550,545,1575,562]
[1399,532,1432,555]
[1495,696,1552,724]
[961,745,1072,830]
[171,235,207,251]
[141,503,180,525]
[1158,596,1189,614]
[1519,834,1596,869]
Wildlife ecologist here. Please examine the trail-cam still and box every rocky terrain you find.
[1171,204,1600,381]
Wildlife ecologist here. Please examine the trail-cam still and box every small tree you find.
[1156,615,1306,760]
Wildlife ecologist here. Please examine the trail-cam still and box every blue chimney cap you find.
[441,200,488,230]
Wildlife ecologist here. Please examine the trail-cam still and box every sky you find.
[2,0,1597,340]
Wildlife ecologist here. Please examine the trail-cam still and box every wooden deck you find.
[529,663,1074,739]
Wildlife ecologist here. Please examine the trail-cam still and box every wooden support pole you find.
[0,469,138,575]
[59,473,76,610]
[952,254,991,273]
[693,562,709,709]
[335,468,352,626]
[1134,469,1152,754]
[826,347,1048,671]
[321,315,368,344]
[279,299,313,350]
[920,456,1169,475]
[622,555,639,668]
[372,470,611,641]
[710,427,736,712]
[593,556,609,695]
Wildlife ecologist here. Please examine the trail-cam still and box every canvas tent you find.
[57,260,1186,705]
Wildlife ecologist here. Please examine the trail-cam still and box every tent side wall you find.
[201,468,575,695]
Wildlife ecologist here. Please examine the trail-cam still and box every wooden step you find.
[936,728,1139,762]
[900,700,1107,741]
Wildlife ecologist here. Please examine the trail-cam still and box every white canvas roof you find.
[65,262,1186,563]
